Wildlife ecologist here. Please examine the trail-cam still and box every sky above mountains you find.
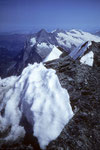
[0,0,100,33]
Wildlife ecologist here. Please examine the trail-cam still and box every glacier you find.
[56,29,100,50]
[0,63,73,149]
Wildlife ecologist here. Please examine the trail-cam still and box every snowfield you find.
[0,63,73,149]
[43,46,62,62]
[56,29,100,50]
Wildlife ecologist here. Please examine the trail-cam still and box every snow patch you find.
[30,37,36,47]
[80,51,94,66]
[0,63,73,149]
[43,46,62,62]
[37,42,53,49]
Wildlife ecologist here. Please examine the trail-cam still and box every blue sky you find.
[0,0,100,33]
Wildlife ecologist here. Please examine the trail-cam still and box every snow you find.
[51,29,56,33]
[30,37,36,47]
[43,46,62,62]
[0,63,73,149]
[69,41,92,60]
[67,29,100,43]
[56,29,100,50]
[80,51,94,66]
[36,42,54,59]
[0,76,25,141]
[0,76,17,110]
[37,42,53,49]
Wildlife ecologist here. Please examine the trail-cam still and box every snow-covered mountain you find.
[18,29,100,63]
[0,29,100,78]
[28,28,100,62]
[29,29,58,59]
[30,29,100,55]
[0,28,100,150]
[54,29,100,52]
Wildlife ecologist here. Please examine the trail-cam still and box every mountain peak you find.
[38,29,48,34]
[36,29,49,40]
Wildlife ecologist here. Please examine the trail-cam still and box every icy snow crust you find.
[43,46,62,62]
[0,63,73,149]
[80,51,94,66]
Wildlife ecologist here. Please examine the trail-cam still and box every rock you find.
[46,42,100,150]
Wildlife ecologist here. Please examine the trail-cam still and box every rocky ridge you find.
[45,41,100,150]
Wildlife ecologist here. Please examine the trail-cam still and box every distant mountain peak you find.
[38,29,48,34]
[36,29,49,41]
